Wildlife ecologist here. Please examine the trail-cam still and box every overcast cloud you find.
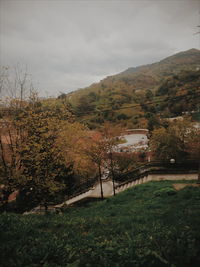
[0,0,199,96]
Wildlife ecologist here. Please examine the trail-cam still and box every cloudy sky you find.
[0,0,199,97]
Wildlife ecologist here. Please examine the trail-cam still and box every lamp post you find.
[148,149,151,163]
[170,158,175,164]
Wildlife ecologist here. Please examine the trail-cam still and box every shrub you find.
[154,187,177,197]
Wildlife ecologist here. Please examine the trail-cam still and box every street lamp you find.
[148,149,151,162]
[170,158,175,164]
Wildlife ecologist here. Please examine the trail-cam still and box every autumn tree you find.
[19,99,74,210]
[56,121,98,191]
[113,152,139,174]
[59,122,125,197]
[0,67,76,212]
[100,123,124,195]
[1,94,76,211]
[82,131,107,199]
[0,66,33,210]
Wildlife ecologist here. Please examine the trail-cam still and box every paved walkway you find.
[55,171,198,208]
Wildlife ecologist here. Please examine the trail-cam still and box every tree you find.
[117,113,129,121]
[113,152,138,175]
[57,121,97,188]
[0,94,75,212]
[150,119,197,162]
[145,89,154,100]
[0,67,75,212]
[186,127,200,182]
[147,114,160,131]
[76,95,95,114]
[0,66,33,210]
[150,127,185,161]
[18,100,72,211]
[100,123,123,195]
[82,131,107,199]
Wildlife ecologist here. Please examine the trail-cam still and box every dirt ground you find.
[173,183,200,191]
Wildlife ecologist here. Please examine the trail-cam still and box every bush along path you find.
[0,180,200,267]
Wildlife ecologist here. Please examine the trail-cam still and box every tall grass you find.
[0,181,200,266]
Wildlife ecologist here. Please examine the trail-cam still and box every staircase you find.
[55,161,199,209]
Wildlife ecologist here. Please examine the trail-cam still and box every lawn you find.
[0,180,200,267]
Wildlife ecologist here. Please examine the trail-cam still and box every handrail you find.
[64,159,199,203]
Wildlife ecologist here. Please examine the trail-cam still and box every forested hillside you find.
[1,49,200,213]
[62,49,200,129]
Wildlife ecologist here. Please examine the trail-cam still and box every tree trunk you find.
[0,138,8,175]
[110,153,116,196]
[44,202,48,214]
[98,164,104,199]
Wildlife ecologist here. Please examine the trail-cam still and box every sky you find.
[0,0,200,97]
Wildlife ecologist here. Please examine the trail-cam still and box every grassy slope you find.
[0,180,200,266]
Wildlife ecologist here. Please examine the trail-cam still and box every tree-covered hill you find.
[120,48,200,78]
[62,49,200,129]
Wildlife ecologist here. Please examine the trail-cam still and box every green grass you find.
[0,180,200,266]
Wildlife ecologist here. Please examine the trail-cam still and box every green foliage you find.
[75,95,95,114]
[113,152,138,173]
[0,96,76,212]
[154,187,177,197]
[155,70,200,117]
[0,181,200,266]
[192,112,200,122]
[150,119,195,161]
[147,114,160,131]
[116,113,129,120]
[145,89,154,100]
[65,49,200,129]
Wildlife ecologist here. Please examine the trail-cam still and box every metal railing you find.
[65,159,199,202]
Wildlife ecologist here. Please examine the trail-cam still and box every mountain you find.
[63,49,200,129]
[68,49,199,96]
[120,48,200,76]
